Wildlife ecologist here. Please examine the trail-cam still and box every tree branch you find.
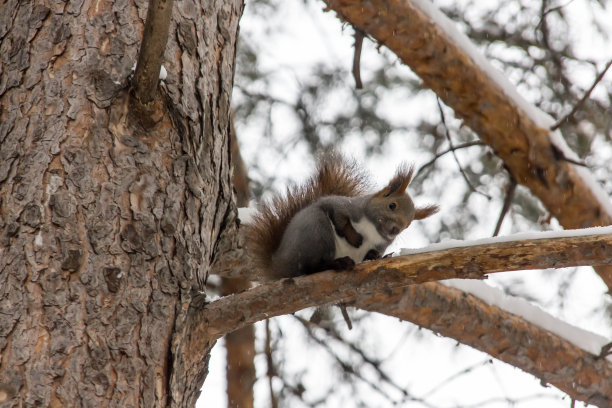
[201,229,612,406]
[209,227,612,405]
[354,282,612,407]
[201,229,612,340]
[321,0,612,290]
[132,0,174,106]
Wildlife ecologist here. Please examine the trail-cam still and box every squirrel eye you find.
[389,202,397,210]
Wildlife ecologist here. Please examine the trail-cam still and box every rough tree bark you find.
[0,0,242,406]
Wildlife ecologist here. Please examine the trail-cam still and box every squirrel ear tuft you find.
[376,164,414,197]
[414,204,440,220]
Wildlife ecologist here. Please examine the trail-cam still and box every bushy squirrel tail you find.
[247,151,370,275]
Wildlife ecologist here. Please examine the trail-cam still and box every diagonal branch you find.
[321,0,612,290]
[354,282,612,407]
[209,228,612,406]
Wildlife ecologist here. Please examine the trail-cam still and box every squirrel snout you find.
[390,226,400,236]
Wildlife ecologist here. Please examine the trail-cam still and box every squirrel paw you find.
[328,256,356,271]
[363,249,381,261]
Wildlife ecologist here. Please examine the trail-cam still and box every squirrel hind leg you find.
[271,205,337,277]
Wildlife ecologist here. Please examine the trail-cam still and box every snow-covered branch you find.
[442,279,609,356]
[201,228,612,339]
[354,282,612,407]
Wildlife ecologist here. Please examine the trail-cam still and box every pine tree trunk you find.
[0,0,243,406]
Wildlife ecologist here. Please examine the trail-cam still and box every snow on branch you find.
[355,282,612,407]
[443,279,610,357]
[321,0,612,290]
[399,225,612,255]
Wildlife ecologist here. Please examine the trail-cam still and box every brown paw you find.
[329,256,356,270]
[363,249,381,261]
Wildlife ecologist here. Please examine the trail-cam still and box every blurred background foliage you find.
[212,0,612,406]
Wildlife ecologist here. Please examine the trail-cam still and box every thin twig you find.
[559,157,588,167]
[598,341,612,359]
[294,316,435,407]
[352,28,365,89]
[539,0,577,26]
[414,140,484,181]
[551,58,612,131]
[132,0,174,106]
[492,175,517,237]
[338,303,353,330]
[436,98,491,199]
[420,359,492,398]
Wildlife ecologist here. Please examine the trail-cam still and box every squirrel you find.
[247,151,439,280]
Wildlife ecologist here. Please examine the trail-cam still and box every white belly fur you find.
[332,217,388,263]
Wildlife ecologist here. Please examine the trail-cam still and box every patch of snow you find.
[548,130,612,218]
[399,225,612,256]
[34,231,43,247]
[238,207,256,224]
[442,279,611,360]
[411,0,552,126]
[45,174,64,196]
[131,62,168,81]
[548,129,580,160]
[575,165,612,219]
